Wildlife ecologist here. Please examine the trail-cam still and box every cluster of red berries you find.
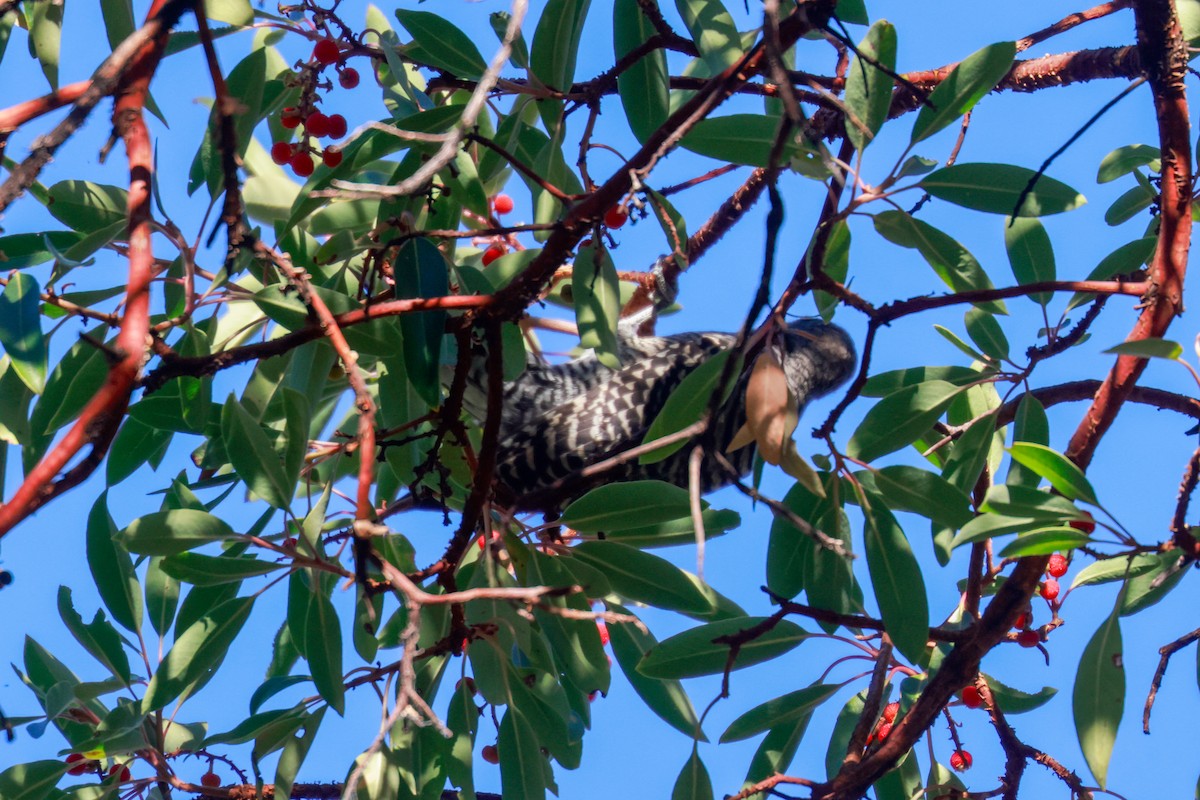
[867,701,900,744]
[270,37,359,177]
[65,756,129,782]
[479,194,516,266]
[1039,552,1069,605]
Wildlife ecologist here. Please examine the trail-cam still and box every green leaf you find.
[106,417,173,484]
[145,556,180,638]
[85,493,142,634]
[671,748,714,800]
[394,239,449,406]
[721,683,840,742]
[100,0,136,50]
[1007,394,1049,487]
[767,481,827,600]
[1066,237,1155,311]
[981,673,1057,714]
[573,244,622,368]
[1104,338,1184,360]
[529,0,591,90]
[1073,600,1124,788]
[741,710,816,790]
[676,0,741,73]
[499,707,547,800]
[0,273,47,393]
[160,552,285,585]
[963,307,1009,361]
[45,180,128,231]
[980,484,1084,520]
[680,114,807,168]
[143,596,254,712]
[614,0,668,143]
[997,528,1092,557]
[1104,183,1155,226]
[911,41,1016,144]
[25,0,63,89]
[844,20,897,150]
[949,513,1044,550]
[1004,216,1055,305]
[1097,144,1160,183]
[638,617,808,679]
[641,350,735,463]
[221,395,294,510]
[306,591,346,715]
[274,707,325,800]
[560,480,694,531]
[1120,549,1185,616]
[608,603,705,740]
[871,466,974,529]
[862,365,986,396]
[1007,443,1098,505]
[396,9,488,79]
[872,211,1003,307]
[863,497,929,664]
[0,231,83,270]
[603,506,740,548]
[490,10,529,68]
[56,587,131,683]
[117,509,236,556]
[1070,553,1161,590]
[847,380,966,462]
[572,541,716,615]
[920,163,1086,217]
[0,760,67,800]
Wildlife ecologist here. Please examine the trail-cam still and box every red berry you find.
[961,685,982,709]
[588,690,599,702]
[1069,510,1096,534]
[456,677,477,696]
[875,721,893,741]
[305,112,331,138]
[322,147,343,168]
[290,152,315,177]
[949,750,972,772]
[338,67,360,89]
[604,205,628,229]
[66,753,91,776]
[280,107,302,129]
[1012,612,1028,630]
[200,771,220,788]
[492,193,514,214]
[327,114,348,139]
[313,38,341,65]
[882,701,899,723]
[481,246,503,266]
[270,142,293,165]
[1041,579,1060,601]
[597,623,610,646]
[282,537,298,549]
[1047,553,1069,578]
[107,764,131,783]
[1017,629,1041,648]
[481,744,500,764]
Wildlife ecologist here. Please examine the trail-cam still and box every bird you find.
[485,318,857,512]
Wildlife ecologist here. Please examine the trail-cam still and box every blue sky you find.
[2,1,1199,797]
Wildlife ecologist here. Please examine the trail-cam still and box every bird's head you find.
[776,318,858,401]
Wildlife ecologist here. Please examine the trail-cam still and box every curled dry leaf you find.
[743,351,797,465]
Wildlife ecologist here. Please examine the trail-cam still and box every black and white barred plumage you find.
[482,319,856,511]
